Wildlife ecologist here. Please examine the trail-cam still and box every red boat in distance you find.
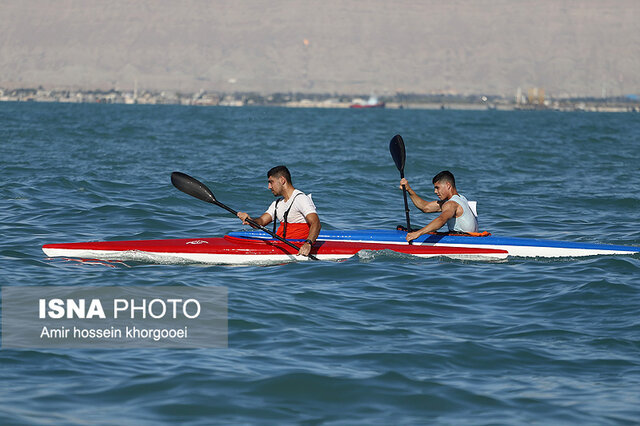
[350,95,385,108]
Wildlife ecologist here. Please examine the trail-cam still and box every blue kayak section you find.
[227,229,640,252]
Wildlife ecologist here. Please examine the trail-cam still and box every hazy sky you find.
[1,0,638,96]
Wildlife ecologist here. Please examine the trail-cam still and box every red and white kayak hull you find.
[42,235,508,265]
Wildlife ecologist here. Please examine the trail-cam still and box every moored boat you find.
[350,95,385,108]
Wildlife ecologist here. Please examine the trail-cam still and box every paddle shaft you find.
[215,202,291,244]
[399,170,412,233]
[215,200,317,258]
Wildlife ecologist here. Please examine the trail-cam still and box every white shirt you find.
[446,194,478,233]
[265,189,316,224]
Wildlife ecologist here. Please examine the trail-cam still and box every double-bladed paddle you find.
[389,135,412,237]
[171,171,317,259]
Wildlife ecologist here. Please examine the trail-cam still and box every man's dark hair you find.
[267,165,292,184]
[432,170,456,187]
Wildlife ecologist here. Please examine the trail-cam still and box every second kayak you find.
[229,229,640,258]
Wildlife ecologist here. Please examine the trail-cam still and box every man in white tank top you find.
[399,170,478,242]
[237,165,321,256]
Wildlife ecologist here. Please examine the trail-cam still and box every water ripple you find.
[1,104,639,424]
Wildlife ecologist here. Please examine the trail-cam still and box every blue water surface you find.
[1,102,639,424]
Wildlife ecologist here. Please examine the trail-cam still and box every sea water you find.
[1,102,639,424]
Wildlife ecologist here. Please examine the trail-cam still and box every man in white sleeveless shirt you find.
[237,165,321,257]
[399,170,478,242]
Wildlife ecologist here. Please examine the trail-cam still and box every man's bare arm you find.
[298,213,321,256]
[405,201,458,242]
[237,212,272,228]
[400,178,441,213]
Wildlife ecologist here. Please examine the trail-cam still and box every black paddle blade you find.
[171,172,217,204]
[389,134,406,173]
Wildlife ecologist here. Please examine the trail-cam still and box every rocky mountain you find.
[1,0,638,96]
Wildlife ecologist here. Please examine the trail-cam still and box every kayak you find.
[42,235,508,265]
[229,230,640,258]
[155,171,636,263]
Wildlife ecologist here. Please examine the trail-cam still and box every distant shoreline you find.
[1,87,638,113]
